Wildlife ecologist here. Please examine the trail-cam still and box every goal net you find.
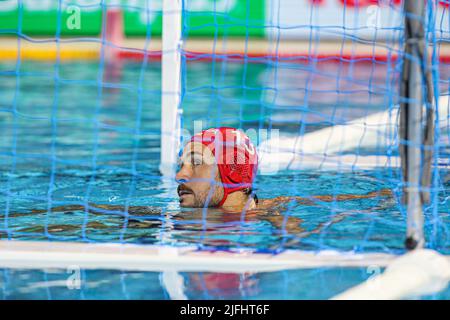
[0,0,449,299]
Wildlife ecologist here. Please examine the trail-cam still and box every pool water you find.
[2,267,450,300]
[0,267,378,300]
[0,60,449,299]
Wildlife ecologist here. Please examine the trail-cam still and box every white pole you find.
[160,0,182,176]
[332,249,450,300]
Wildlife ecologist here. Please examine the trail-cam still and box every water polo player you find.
[17,128,392,237]
[176,127,258,211]
[175,127,392,212]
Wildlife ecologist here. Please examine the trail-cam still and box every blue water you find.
[0,267,375,300]
[2,267,450,300]
[0,60,449,299]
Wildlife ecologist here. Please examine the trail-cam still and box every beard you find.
[178,183,224,208]
[193,185,224,207]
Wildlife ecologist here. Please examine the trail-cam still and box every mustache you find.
[177,184,193,195]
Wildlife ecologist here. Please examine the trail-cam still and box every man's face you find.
[175,142,224,207]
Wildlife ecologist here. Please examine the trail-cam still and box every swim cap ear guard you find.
[190,127,258,207]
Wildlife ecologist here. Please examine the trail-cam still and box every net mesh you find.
[0,0,449,299]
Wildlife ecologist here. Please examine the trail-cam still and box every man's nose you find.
[175,164,192,184]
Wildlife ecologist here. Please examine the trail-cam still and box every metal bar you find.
[0,241,398,272]
[400,0,430,250]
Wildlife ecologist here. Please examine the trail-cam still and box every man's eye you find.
[192,157,202,166]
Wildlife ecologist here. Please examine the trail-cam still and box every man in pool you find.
[18,127,392,238]
[175,127,391,213]
[176,127,258,211]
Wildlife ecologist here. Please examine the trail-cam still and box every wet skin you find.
[175,142,225,208]
[6,141,394,241]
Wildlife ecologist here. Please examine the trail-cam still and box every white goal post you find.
[160,0,182,176]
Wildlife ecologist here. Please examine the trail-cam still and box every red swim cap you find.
[190,127,258,206]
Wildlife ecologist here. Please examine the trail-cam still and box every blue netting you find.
[0,0,449,299]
